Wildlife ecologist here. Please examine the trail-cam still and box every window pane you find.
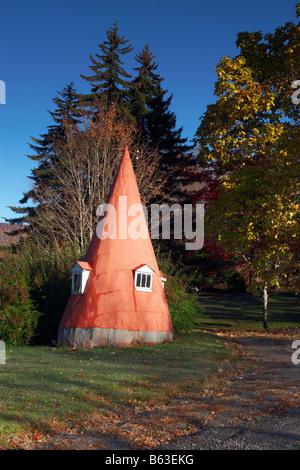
[135,271,153,290]
[74,273,81,292]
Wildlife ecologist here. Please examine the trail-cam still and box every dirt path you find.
[11,334,300,450]
[156,336,300,450]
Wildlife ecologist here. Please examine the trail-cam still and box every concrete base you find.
[57,327,173,348]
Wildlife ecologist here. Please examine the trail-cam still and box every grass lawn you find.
[198,292,300,331]
[0,331,230,446]
[0,292,298,447]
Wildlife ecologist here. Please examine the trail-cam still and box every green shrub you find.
[0,242,80,345]
[0,301,40,346]
[0,259,40,345]
[157,251,204,332]
[23,243,78,344]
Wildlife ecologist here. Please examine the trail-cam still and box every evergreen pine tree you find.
[8,82,82,227]
[80,22,133,112]
[129,45,163,131]
[129,45,192,201]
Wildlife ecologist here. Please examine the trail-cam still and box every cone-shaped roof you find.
[59,146,173,336]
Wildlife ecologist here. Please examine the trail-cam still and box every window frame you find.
[134,264,155,292]
[71,262,92,294]
[72,272,82,293]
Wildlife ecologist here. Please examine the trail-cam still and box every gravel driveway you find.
[156,336,300,450]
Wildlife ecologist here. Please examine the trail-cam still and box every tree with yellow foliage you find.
[195,4,300,328]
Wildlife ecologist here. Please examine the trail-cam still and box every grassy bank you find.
[198,292,300,330]
[0,331,230,445]
[1,292,298,447]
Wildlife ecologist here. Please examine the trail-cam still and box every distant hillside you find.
[0,223,26,246]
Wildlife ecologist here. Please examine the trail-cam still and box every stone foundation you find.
[57,327,173,348]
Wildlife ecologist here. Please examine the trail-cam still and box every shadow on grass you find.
[0,331,230,437]
[198,292,300,327]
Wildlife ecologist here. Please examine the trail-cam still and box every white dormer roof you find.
[133,264,155,274]
[71,261,93,273]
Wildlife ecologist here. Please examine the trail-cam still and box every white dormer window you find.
[71,261,92,294]
[159,271,167,289]
[134,264,155,292]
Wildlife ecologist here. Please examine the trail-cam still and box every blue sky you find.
[0,0,298,221]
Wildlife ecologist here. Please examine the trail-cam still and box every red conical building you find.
[58,146,173,348]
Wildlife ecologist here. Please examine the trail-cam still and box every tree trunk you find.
[263,284,268,329]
